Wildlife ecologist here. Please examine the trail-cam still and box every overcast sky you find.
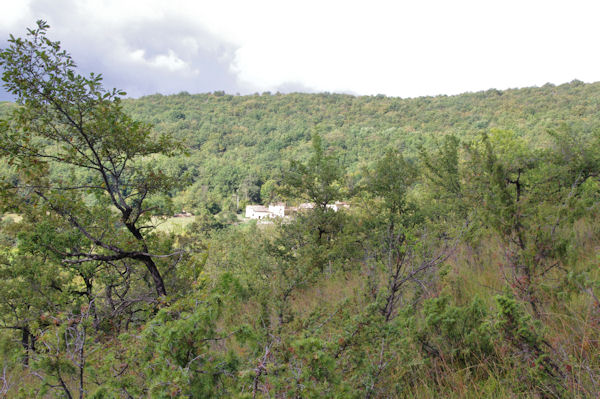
[1,0,600,101]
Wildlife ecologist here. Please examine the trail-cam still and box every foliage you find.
[2,21,600,399]
[0,20,182,297]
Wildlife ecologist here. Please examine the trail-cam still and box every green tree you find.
[283,133,343,209]
[0,21,180,296]
[459,129,600,317]
[419,134,466,221]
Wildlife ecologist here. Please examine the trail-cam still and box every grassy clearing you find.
[1,213,22,223]
[152,216,196,234]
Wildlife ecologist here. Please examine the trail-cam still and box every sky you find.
[1,0,600,101]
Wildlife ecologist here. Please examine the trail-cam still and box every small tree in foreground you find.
[0,21,180,296]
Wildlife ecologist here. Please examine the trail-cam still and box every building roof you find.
[247,205,268,212]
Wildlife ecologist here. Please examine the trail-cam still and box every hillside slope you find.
[122,80,600,211]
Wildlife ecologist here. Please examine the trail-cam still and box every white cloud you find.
[2,0,600,98]
[219,0,600,97]
[0,0,33,29]
[153,51,191,72]
[129,49,194,73]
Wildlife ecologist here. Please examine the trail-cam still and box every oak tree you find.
[0,21,180,296]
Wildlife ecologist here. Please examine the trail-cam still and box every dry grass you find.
[1,213,22,223]
[152,215,196,234]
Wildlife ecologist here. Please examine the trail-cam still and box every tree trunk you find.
[125,221,167,296]
[140,255,167,297]
[21,327,29,366]
[21,327,34,366]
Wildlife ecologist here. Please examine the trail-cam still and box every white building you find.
[327,201,351,212]
[298,203,315,210]
[245,205,271,219]
[245,201,350,220]
[268,203,286,218]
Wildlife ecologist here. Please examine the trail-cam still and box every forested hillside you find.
[118,80,600,215]
[3,74,600,215]
[2,22,600,398]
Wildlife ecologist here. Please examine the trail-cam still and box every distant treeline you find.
[121,81,600,213]
[3,80,600,215]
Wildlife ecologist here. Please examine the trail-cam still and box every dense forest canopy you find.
[119,80,600,214]
[1,22,600,398]
[2,73,600,216]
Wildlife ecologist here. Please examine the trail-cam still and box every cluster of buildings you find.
[173,210,193,218]
[245,202,350,220]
